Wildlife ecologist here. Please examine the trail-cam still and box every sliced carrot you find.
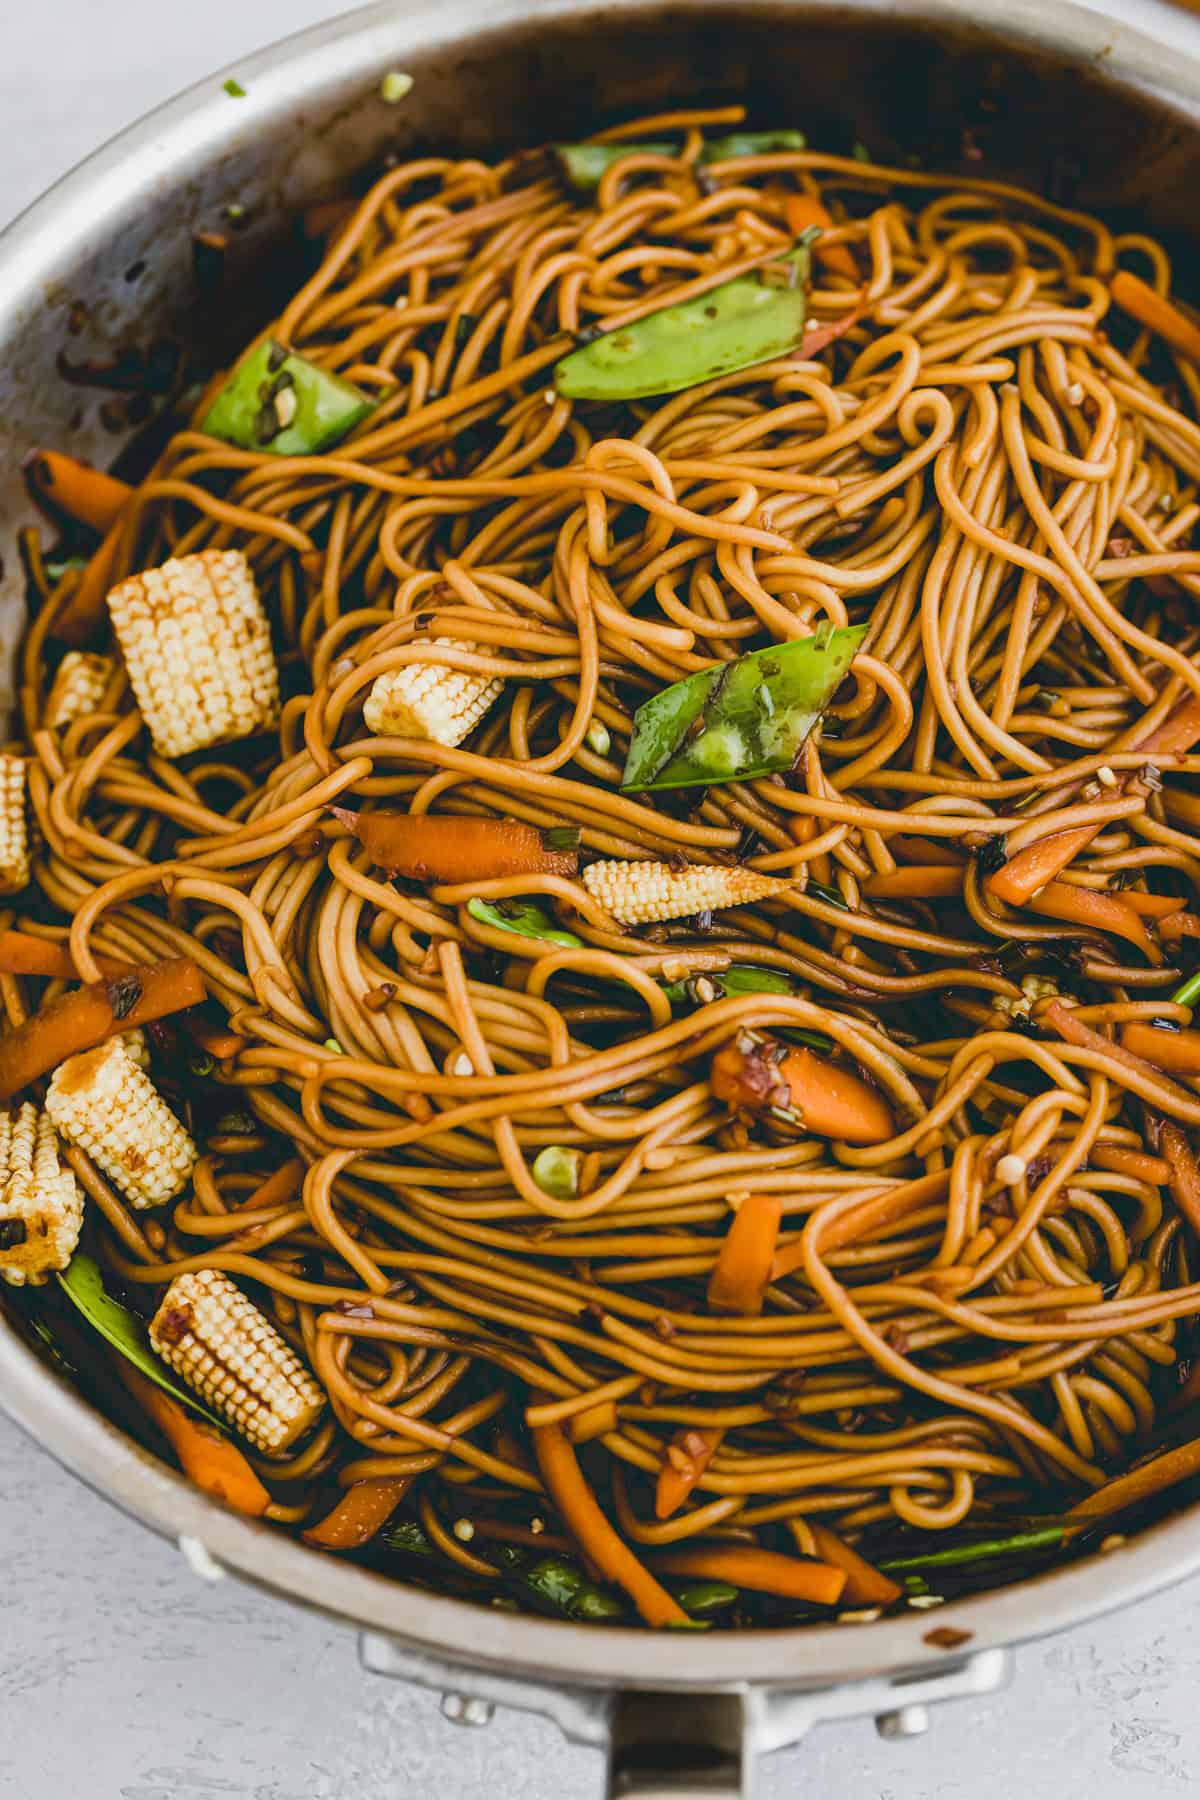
[783,193,859,280]
[987,694,1200,907]
[1041,1000,1200,1119]
[710,1033,895,1144]
[235,1158,308,1213]
[808,1522,902,1607]
[1157,912,1200,942]
[1067,1434,1200,1519]
[567,1399,618,1444]
[707,1193,782,1315]
[0,929,126,981]
[655,1426,725,1520]
[25,450,132,535]
[114,1360,270,1517]
[1160,1122,1200,1234]
[863,866,964,901]
[330,808,580,883]
[1091,1144,1169,1185]
[1114,891,1185,919]
[1120,1022,1200,1077]
[1110,269,1200,366]
[651,1545,847,1606]
[304,1476,411,1549]
[180,1015,247,1060]
[0,955,205,1101]
[531,1420,688,1627]
[890,836,967,867]
[1027,880,1162,963]
[799,304,866,356]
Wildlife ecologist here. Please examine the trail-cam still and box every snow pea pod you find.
[622,623,866,791]
[554,130,806,192]
[554,239,816,400]
[466,897,583,949]
[877,1524,1075,1573]
[492,1544,624,1620]
[201,338,373,454]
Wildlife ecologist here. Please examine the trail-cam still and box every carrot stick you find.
[1027,881,1162,963]
[0,929,126,981]
[179,1015,247,1060]
[51,515,124,645]
[1091,1144,1169,1185]
[710,1033,895,1144]
[655,1426,725,1519]
[808,1523,902,1607]
[0,955,205,1100]
[1041,1000,1200,1119]
[707,1193,782,1315]
[304,1476,411,1549]
[890,836,967,867]
[1157,912,1200,942]
[1110,269,1200,366]
[1120,1022,1200,1077]
[651,1545,847,1606]
[1160,1122,1200,1234]
[24,450,132,535]
[236,1158,307,1214]
[987,694,1200,906]
[863,866,964,900]
[1067,1435,1200,1519]
[330,808,580,883]
[783,194,859,279]
[114,1359,270,1517]
[799,304,866,356]
[1113,891,1184,919]
[531,1421,688,1627]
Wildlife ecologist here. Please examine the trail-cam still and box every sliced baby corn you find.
[106,548,279,758]
[116,1028,150,1070]
[46,1037,195,1209]
[44,651,115,730]
[149,1268,324,1453]
[0,756,29,894]
[582,858,794,927]
[362,641,503,747]
[0,1102,82,1286]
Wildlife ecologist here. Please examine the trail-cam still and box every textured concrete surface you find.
[4,4,1200,1796]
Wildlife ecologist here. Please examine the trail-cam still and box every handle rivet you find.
[876,1703,931,1739]
[441,1692,495,1728]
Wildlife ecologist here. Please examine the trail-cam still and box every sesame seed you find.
[449,1051,474,1077]
[529,1516,545,1535]
[273,385,298,429]
[1065,381,1084,405]
[693,976,718,1003]
[996,1153,1028,1185]
[837,1607,883,1624]
[907,1593,946,1609]
[1096,765,1117,789]
[452,1517,476,1542]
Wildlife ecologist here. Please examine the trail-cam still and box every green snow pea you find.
[877,1523,1074,1574]
[57,1252,224,1428]
[622,623,866,791]
[554,239,816,400]
[673,1579,740,1616]
[492,1544,625,1620]
[554,130,806,192]
[660,964,796,1007]
[201,338,373,455]
[466,897,583,949]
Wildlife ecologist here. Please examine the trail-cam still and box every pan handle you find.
[608,1691,744,1797]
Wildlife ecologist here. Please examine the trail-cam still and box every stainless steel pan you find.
[4,2,1200,1790]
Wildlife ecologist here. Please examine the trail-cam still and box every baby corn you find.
[106,548,279,758]
[44,651,115,729]
[0,756,30,894]
[582,858,793,927]
[46,1037,196,1209]
[363,642,503,747]
[149,1269,324,1453]
[0,1102,82,1286]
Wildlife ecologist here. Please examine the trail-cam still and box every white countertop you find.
[3,5,1200,1795]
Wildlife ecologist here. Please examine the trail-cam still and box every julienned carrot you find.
[863,866,964,901]
[330,807,580,883]
[304,1476,411,1548]
[567,1399,618,1444]
[1090,1144,1169,1185]
[115,1359,270,1517]
[1110,268,1200,366]
[655,1426,725,1519]
[1160,1123,1200,1235]
[707,1193,782,1315]
[1067,1434,1200,1519]
[987,694,1200,907]
[808,1522,902,1607]
[710,1033,895,1144]
[236,1157,307,1213]
[0,929,126,981]
[1115,891,1185,919]
[1041,1001,1200,1118]
[531,1420,688,1627]
[799,304,866,356]
[651,1545,847,1606]
[1120,1022,1200,1077]
[0,955,205,1100]
[179,1015,247,1060]
[1027,881,1162,963]
[890,836,967,867]
[783,193,859,279]
[51,515,123,645]
[25,450,132,535]
[1158,912,1200,942]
